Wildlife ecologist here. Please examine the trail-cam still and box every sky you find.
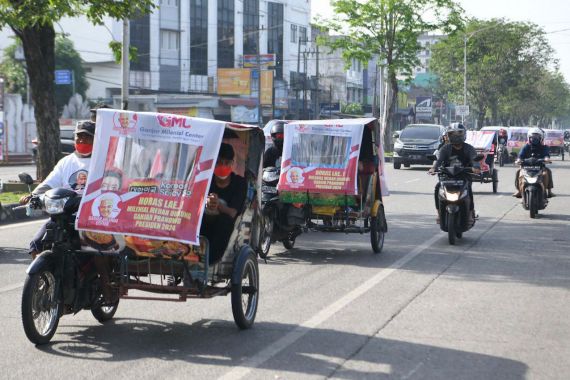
[311,0,570,82]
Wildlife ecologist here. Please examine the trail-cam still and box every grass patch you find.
[384,151,394,157]
[0,191,26,205]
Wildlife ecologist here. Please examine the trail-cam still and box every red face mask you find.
[75,143,93,155]
[214,165,232,178]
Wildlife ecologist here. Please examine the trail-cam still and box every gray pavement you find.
[0,159,568,379]
[0,164,36,183]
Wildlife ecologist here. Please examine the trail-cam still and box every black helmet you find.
[447,123,466,144]
[269,121,285,150]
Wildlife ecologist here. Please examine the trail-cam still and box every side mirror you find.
[18,172,34,185]
[474,154,485,162]
[392,132,400,139]
[426,154,437,162]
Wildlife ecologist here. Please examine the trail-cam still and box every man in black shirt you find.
[263,121,285,168]
[201,143,247,264]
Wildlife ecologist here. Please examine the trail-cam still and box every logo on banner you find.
[157,114,193,129]
[295,124,309,133]
[113,112,138,133]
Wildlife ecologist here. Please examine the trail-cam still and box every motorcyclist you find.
[512,127,553,198]
[498,128,508,146]
[429,123,480,222]
[263,121,285,168]
[20,120,95,258]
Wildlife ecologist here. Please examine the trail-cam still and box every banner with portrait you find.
[76,109,225,246]
[507,127,529,153]
[277,120,364,195]
[544,129,564,147]
[466,130,495,151]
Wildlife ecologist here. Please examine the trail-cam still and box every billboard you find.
[415,96,432,119]
[260,70,273,105]
[217,68,251,95]
[243,54,276,68]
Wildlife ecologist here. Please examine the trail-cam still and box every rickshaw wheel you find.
[91,297,119,323]
[370,201,385,254]
[21,260,61,345]
[231,248,259,329]
[492,170,498,194]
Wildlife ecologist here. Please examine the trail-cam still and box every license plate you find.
[409,155,422,160]
[262,185,278,194]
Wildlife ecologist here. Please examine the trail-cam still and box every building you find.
[0,0,313,123]
[413,33,444,76]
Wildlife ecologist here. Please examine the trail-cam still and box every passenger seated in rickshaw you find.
[201,143,247,264]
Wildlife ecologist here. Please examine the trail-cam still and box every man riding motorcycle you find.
[263,121,285,168]
[20,120,95,258]
[429,123,480,223]
[512,127,554,198]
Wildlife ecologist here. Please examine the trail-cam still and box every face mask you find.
[75,143,93,156]
[530,136,541,146]
[214,165,232,179]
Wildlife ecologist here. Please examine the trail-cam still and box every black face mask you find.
[530,136,541,146]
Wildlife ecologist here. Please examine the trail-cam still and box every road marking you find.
[0,219,44,230]
[405,178,420,183]
[0,283,22,294]
[219,233,443,380]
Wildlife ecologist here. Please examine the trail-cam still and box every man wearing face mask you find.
[20,120,96,258]
[263,121,285,168]
[201,143,247,264]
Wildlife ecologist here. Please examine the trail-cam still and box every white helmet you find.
[527,127,544,146]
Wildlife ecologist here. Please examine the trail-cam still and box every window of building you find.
[268,2,284,79]
[218,0,235,68]
[291,24,297,43]
[190,0,208,75]
[160,0,179,5]
[243,0,259,55]
[299,26,307,45]
[161,29,180,50]
[130,13,150,71]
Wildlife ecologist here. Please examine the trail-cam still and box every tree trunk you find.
[12,24,60,180]
[384,70,398,152]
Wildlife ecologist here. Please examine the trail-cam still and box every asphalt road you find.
[0,159,569,379]
[0,164,37,183]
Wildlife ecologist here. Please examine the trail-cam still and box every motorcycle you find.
[20,186,120,345]
[497,143,509,167]
[259,166,303,258]
[434,156,483,245]
[519,157,549,218]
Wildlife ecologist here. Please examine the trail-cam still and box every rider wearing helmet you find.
[498,128,508,145]
[263,121,285,168]
[429,123,480,223]
[513,127,554,198]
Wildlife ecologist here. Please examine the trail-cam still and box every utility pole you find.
[314,45,320,120]
[302,50,308,119]
[296,37,302,119]
[257,26,263,127]
[121,18,130,110]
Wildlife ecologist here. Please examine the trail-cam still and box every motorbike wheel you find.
[91,297,119,323]
[258,214,273,259]
[283,235,296,249]
[456,232,463,239]
[231,249,259,329]
[370,214,385,254]
[447,212,456,245]
[492,169,498,194]
[21,262,61,345]
[529,191,537,219]
[499,153,504,167]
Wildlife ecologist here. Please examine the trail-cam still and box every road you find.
[0,160,569,379]
[0,164,37,183]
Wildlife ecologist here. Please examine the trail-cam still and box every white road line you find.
[0,283,23,294]
[0,219,44,230]
[219,233,443,380]
[405,178,420,183]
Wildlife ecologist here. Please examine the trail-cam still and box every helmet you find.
[527,127,544,146]
[269,121,285,150]
[447,123,466,144]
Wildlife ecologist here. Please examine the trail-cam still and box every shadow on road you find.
[37,319,528,379]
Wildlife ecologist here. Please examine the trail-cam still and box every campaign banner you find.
[278,120,364,195]
[466,130,495,151]
[76,109,225,245]
[544,129,564,147]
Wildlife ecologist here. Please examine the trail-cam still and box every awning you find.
[221,98,257,107]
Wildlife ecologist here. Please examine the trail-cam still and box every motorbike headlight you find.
[525,176,538,184]
[444,190,460,202]
[263,171,280,182]
[44,197,69,215]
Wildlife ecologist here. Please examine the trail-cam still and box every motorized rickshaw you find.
[260,118,388,254]
[21,111,265,345]
[466,130,499,193]
[507,127,529,161]
[543,129,565,160]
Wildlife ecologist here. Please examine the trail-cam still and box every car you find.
[32,125,76,162]
[392,123,446,169]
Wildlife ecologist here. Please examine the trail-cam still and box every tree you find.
[0,1,154,180]
[430,19,562,127]
[315,0,463,148]
[0,36,90,111]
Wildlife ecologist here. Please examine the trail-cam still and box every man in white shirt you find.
[20,120,95,258]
